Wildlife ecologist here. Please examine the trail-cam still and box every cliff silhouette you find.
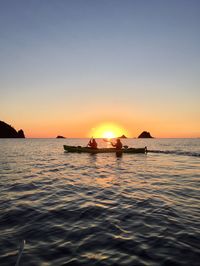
[0,121,25,138]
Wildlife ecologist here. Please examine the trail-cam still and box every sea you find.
[0,138,199,266]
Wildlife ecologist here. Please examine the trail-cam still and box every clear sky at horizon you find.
[0,0,199,137]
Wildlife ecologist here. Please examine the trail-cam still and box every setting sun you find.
[89,122,129,138]
[103,131,115,139]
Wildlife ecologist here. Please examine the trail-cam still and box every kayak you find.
[63,145,147,154]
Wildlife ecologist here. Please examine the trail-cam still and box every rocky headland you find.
[0,121,25,138]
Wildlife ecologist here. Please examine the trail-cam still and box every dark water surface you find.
[0,139,200,265]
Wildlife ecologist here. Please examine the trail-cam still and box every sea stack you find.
[0,121,25,138]
[138,131,153,138]
[56,135,65,139]
[119,134,127,138]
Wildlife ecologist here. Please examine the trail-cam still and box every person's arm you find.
[111,142,115,147]
[87,140,91,147]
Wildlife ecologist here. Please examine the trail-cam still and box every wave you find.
[148,149,200,157]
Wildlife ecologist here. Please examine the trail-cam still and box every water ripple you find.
[0,139,200,265]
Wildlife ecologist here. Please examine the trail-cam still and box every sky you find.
[0,0,199,138]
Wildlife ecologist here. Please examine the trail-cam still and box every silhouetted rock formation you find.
[0,121,25,138]
[138,131,153,138]
[119,134,127,138]
[17,129,25,138]
[56,135,65,139]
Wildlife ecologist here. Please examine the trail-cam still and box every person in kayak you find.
[88,138,98,149]
[111,138,123,149]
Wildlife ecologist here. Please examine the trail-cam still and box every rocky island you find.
[0,121,25,138]
[138,131,153,138]
[119,134,127,138]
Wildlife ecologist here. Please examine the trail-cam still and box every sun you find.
[89,122,129,139]
[103,131,115,139]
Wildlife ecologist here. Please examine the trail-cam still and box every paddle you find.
[15,240,25,266]
[103,139,128,149]
[103,138,116,144]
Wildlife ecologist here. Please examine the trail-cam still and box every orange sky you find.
[1,93,199,138]
[4,109,199,138]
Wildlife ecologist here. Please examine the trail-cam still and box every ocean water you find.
[0,138,199,266]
